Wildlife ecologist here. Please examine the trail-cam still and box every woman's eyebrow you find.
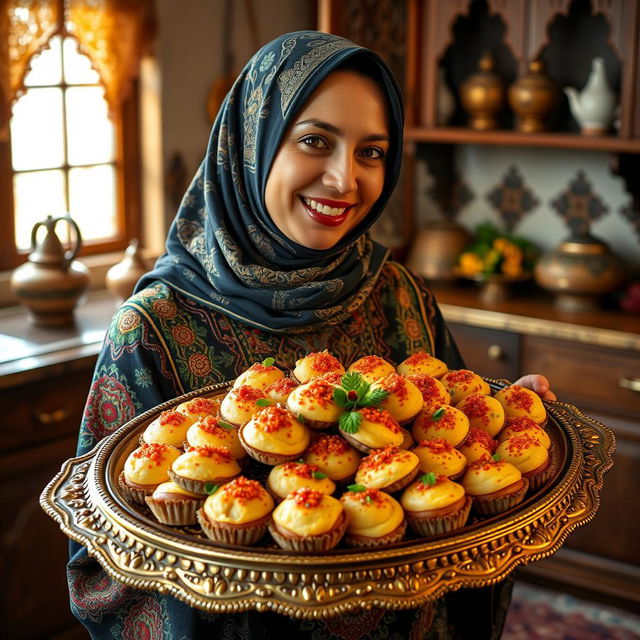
[294,118,389,142]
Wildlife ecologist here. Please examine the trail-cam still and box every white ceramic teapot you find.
[564,57,616,136]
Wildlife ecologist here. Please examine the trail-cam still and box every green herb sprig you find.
[333,372,388,435]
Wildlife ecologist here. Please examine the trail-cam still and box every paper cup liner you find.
[167,469,237,495]
[407,496,472,537]
[344,518,407,548]
[525,448,556,492]
[268,511,347,552]
[379,464,420,493]
[197,509,269,546]
[472,477,530,516]
[237,426,305,466]
[300,418,338,431]
[145,495,203,525]
[117,471,155,506]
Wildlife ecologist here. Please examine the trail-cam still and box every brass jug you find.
[106,239,148,302]
[460,53,505,130]
[10,215,90,326]
[509,60,559,133]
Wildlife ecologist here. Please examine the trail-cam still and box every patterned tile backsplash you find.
[414,146,639,273]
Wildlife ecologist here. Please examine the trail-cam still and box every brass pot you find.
[534,234,626,311]
[460,53,505,131]
[508,60,559,133]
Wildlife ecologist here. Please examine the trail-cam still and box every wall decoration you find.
[486,165,539,231]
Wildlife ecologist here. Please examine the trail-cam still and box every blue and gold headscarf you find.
[137,31,404,332]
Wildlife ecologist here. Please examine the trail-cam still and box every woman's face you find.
[264,70,389,250]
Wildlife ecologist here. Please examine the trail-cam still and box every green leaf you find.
[262,357,275,367]
[204,483,219,495]
[366,495,372,503]
[431,407,446,421]
[347,483,366,492]
[297,413,306,424]
[492,453,501,462]
[312,471,327,480]
[339,411,362,434]
[360,388,389,407]
[255,398,273,407]
[340,371,365,392]
[333,387,349,408]
[217,420,235,430]
[420,472,437,486]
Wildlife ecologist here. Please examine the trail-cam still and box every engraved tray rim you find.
[41,378,615,618]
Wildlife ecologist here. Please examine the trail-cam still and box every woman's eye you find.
[359,147,385,160]
[300,135,328,149]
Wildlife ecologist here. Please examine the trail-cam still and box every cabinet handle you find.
[487,345,504,360]
[619,378,640,393]
[34,407,70,424]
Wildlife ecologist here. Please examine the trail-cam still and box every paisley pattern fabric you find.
[68,263,513,639]
[135,31,404,332]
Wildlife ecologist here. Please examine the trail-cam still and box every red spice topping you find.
[505,416,541,432]
[343,487,384,505]
[504,386,534,412]
[185,445,233,461]
[290,487,324,508]
[307,351,342,373]
[159,410,187,427]
[255,406,293,433]
[404,352,434,367]
[417,438,455,454]
[132,442,170,465]
[350,355,388,375]
[233,385,266,403]
[460,393,492,424]
[281,462,319,479]
[185,397,218,415]
[468,459,505,473]
[461,428,498,452]
[198,415,231,435]
[503,433,540,456]
[378,374,409,401]
[413,474,448,492]
[267,377,298,394]
[221,476,264,502]
[300,379,335,409]
[360,445,404,471]
[360,407,401,433]
[321,371,343,385]
[420,408,456,431]
[247,362,275,373]
[443,369,475,385]
[307,435,351,456]
[406,374,442,401]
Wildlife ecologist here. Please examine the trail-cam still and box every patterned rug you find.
[504,583,640,640]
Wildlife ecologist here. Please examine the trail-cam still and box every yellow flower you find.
[458,252,483,275]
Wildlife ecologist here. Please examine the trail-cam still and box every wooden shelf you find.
[405,126,640,153]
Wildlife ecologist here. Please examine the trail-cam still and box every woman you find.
[69,31,554,639]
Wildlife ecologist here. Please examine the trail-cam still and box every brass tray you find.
[41,379,614,619]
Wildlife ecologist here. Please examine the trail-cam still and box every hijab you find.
[136,31,404,332]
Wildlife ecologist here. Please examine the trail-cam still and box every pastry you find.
[185,415,247,462]
[303,434,361,483]
[498,416,551,449]
[233,360,285,391]
[347,355,395,383]
[405,373,451,410]
[141,409,195,448]
[412,438,466,479]
[197,476,274,546]
[286,378,344,429]
[396,351,448,379]
[118,442,182,505]
[145,481,205,526]
[412,404,470,447]
[458,427,498,465]
[400,473,471,537]
[461,459,529,516]
[238,405,310,465]
[440,369,491,405]
[220,384,269,427]
[456,392,505,437]
[340,486,406,547]
[292,350,345,384]
[175,395,221,422]
[265,377,298,405]
[267,461,336,502]
[355,445,420,493]
[168,445,241,494]
[494,385,547,425]
[339,406,404,453]
[495,433,552,490]
[268,488,347,551]
[369,373,423,425]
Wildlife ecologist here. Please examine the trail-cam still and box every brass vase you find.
[106,239,148,302]
[534,233,626,311]
[460,53,505,131]
[509,60,559,133]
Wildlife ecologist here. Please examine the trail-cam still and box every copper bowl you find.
[40,379,614,619]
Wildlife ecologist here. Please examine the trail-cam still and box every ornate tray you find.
[40,379,614,619]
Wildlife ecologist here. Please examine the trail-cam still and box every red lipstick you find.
[300,196,354,227]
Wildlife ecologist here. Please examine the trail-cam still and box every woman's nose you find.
[322,152,357,194]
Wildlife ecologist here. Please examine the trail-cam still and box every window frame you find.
[0,39,142,271]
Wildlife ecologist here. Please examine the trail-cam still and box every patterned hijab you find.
[137,31,404,332]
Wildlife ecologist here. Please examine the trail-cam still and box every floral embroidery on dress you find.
[112,594,168,640]
[259,50,275,72]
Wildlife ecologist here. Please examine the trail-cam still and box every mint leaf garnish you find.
[297,413,306,424]
[431,407,446,421]
[333,387,349,408]
[360,388,388,407]
[492,453,501,462]
[347,483,366,492]
[420,472,437,486]
[262,357,275,367]
[312,471,327,480]
[255,398,273,407]
[339,411,362,434]
[218,420,235,430]
[204,483,219,495]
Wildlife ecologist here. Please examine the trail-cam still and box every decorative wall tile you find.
[486,165,539,232]
[427,176,474,220]
[620,204,640,242]
[550,170,609,235]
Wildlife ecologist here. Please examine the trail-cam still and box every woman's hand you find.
[513,374,557,401]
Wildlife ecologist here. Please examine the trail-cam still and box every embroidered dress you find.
[68,32,512,639]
